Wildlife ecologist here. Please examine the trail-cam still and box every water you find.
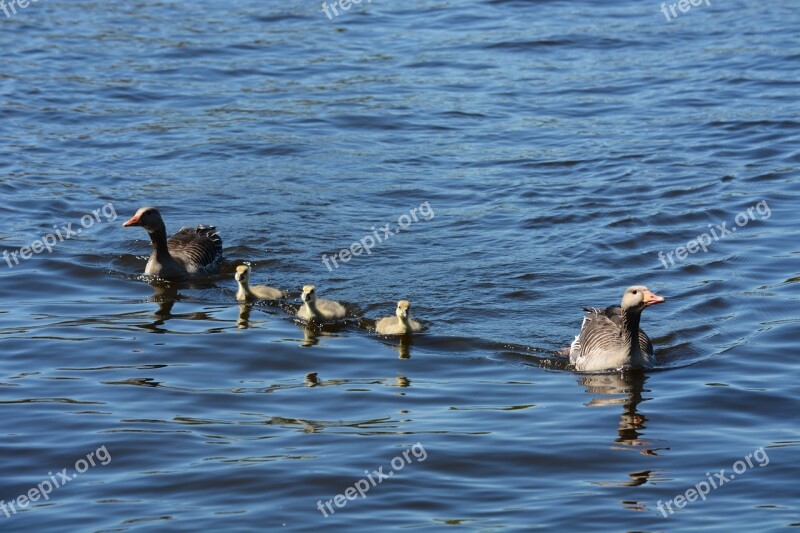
[1,0,798,530]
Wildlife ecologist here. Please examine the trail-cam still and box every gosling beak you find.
[643,290,666,306]
[122,215,140,227]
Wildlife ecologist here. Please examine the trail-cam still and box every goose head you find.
[301,285,317,305]
[235,265,251,284]
[396,300,411,320]
[122,207,165,233]
[620,286,665,312]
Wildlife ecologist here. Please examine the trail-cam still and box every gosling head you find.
[122,206,165,233]
[301,285,317,304]
[621,286,665,312]
[396,300,411,320]
[234,265,250,283]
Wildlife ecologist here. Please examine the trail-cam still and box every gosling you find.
[375,300,422,335]
[235,265,284,302]
[297,285,346,321]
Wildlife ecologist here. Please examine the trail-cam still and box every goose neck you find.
[620,308,641,350]
[148,227,173,263]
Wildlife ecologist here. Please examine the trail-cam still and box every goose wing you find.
[583,306,652,356]
[168,225,223,273]
[569,306,623,363]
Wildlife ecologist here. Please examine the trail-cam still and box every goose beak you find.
[643,290,666,306]
[122,215,140,227]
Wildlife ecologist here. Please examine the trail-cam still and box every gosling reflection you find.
[578,371,667,456]
[296,321,347,348]
[376,334,414,359]
[305,372,320,387]
[396,335,413,359]
[302,372,410,390]
[300,324,320,347]
[237,304,252,329]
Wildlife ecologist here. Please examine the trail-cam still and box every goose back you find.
[569,306,654,371]
[166,225,223,275]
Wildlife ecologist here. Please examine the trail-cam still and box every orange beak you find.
[643,290,666,306]
[122,215,140,227]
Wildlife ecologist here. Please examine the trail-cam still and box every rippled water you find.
[1,0,798,530]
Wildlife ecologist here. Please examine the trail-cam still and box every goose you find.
[297,285,346,321]
[234,265,284,301]
[569,286,665,372]
[123,207,222,279]
[376,300,422,335]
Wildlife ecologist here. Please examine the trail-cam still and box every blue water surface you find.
[0,0,798,531]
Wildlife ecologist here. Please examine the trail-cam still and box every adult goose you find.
[569,286,665,372]
[122,206,223,280]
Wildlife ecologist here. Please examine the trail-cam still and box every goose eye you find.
[632,290,638,295]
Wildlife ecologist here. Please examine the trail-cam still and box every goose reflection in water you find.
[304,372,410,389]
[238,296,289,330]
[137,283,215,333]
[300,324,320,347]
[579,371,668,456]
[237,303,252,329]
[296,321,348,348]
[135,282,178,333]
[372,332,415,359]
[579,371,668,501]
[395,335,413,359]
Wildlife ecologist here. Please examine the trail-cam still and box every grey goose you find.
[569,286,665,371]
[123,207,223,280]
